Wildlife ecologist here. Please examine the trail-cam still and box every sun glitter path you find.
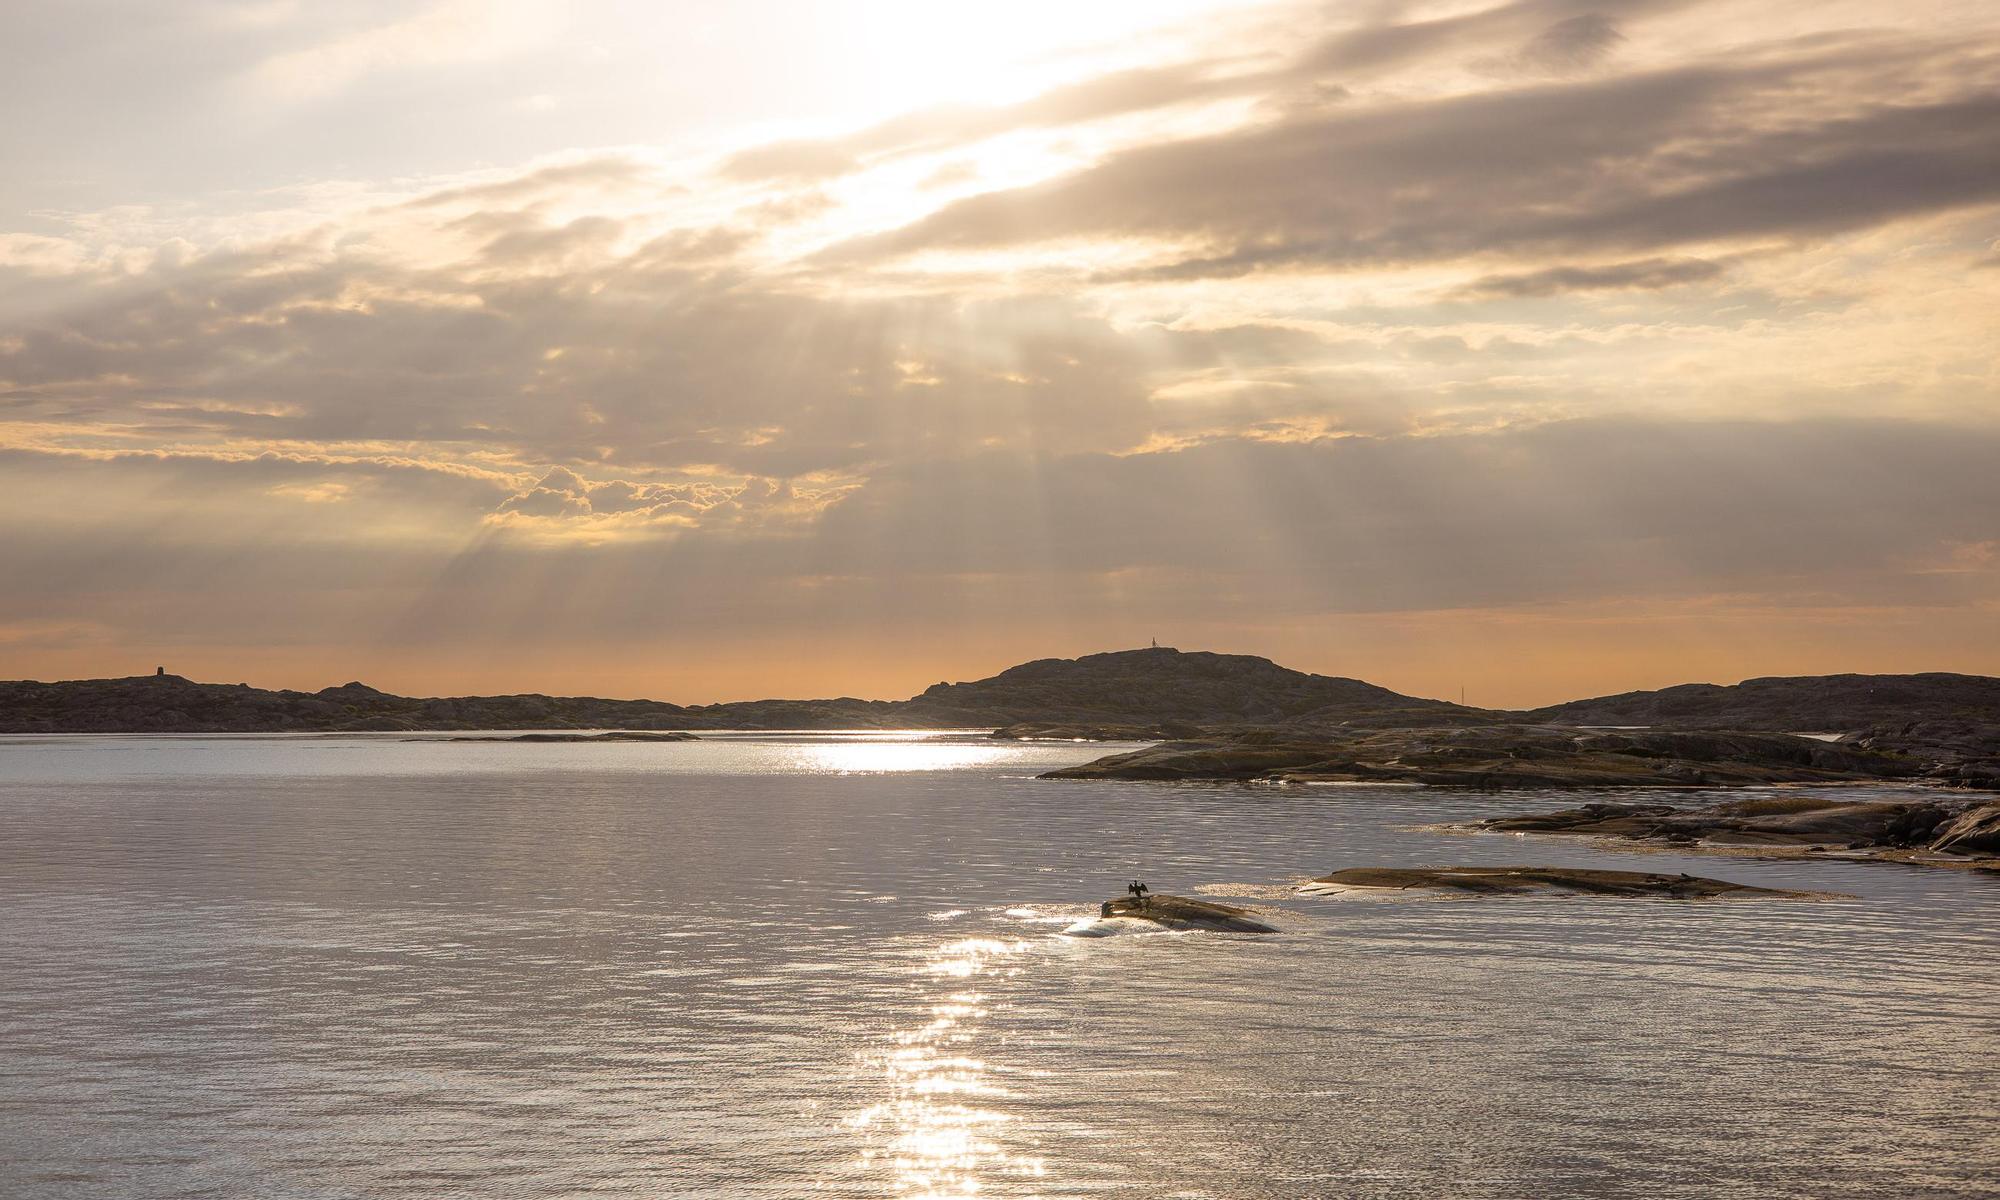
[843,937,1048,1197]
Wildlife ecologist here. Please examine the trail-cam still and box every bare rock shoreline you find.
[1300,866,1823,899]
[1476,795,2000,871]
[438,731,699,743]
[1063,866,1824,939]
[1041,726,1926,788]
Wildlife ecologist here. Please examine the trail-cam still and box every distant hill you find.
[0,674,900,734]
[4,654,1995,736]
[1530,673,2000,731]
[0,648,1473,734]
[899,648,1476,728]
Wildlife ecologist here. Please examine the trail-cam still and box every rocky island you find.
[1063,893,1280,935]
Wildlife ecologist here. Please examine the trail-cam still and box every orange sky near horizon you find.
[11,598,1999,711]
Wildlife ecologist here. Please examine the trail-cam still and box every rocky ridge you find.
[1042,726,1921,788]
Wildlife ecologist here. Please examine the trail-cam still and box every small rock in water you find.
[1063,893,1280,935]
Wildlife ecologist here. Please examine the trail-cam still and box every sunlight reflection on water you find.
[787,741,1017,774]
[848,938,1045,1198]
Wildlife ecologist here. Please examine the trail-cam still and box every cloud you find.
[404,155,660,211]
[242,0,559,103]
[4,0,1999,696]
[721,140,863,185]
[7,419,1996,651]
[488,466,837,534]
[1297,0,1681,78]
[0,204,1166,474]
[833,38,2000,278]
[0,444,518,508]
[1453,256,1725,298]
[494,468,595,518]
[774,418,2000,621]
[0,233,91,276]
[719,61,1243,184]
[1514,13,1626,74]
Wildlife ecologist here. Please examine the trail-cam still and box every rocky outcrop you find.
[1530,672,2000,731]
[1848,720,2000,790]
[442,731,699,743]
[1482,795,1950,845]
[1928,803,2000,856]
[1300,866,1817,899]
[1044,726,1920,788]
[1064,893,1280,935]
[988,721,1204,741]
[1479,795,2000,869]
[1040,734,1341,781]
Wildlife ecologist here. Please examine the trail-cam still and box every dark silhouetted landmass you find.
[1520,673,2000,790]
[441,731,700,743]
[3,651,1996,794]
[988,721,1207,741]
[1478,795,2000,870]
[1069,893,1280,934]
[0,673,901,734]
[1300,866,1821,899]
[1529,672,2000,730]
[1043,726,1921,788]
[1037,664,2000,792]
[0,648,1478,734]
[899,649,1478,728]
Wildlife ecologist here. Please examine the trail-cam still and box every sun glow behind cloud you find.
[755,0,1267,118]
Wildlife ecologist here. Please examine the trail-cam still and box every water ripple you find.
[0,737,1994,1198]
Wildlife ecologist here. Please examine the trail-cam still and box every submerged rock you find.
[1063,894,1279,935]
[1301,866,1818,899]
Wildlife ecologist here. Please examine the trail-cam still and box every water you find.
[0,733,1994,1199]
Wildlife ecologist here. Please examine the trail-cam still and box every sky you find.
[2,0,1997,707]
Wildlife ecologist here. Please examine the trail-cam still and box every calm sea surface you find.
[0,733,1994,1199]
